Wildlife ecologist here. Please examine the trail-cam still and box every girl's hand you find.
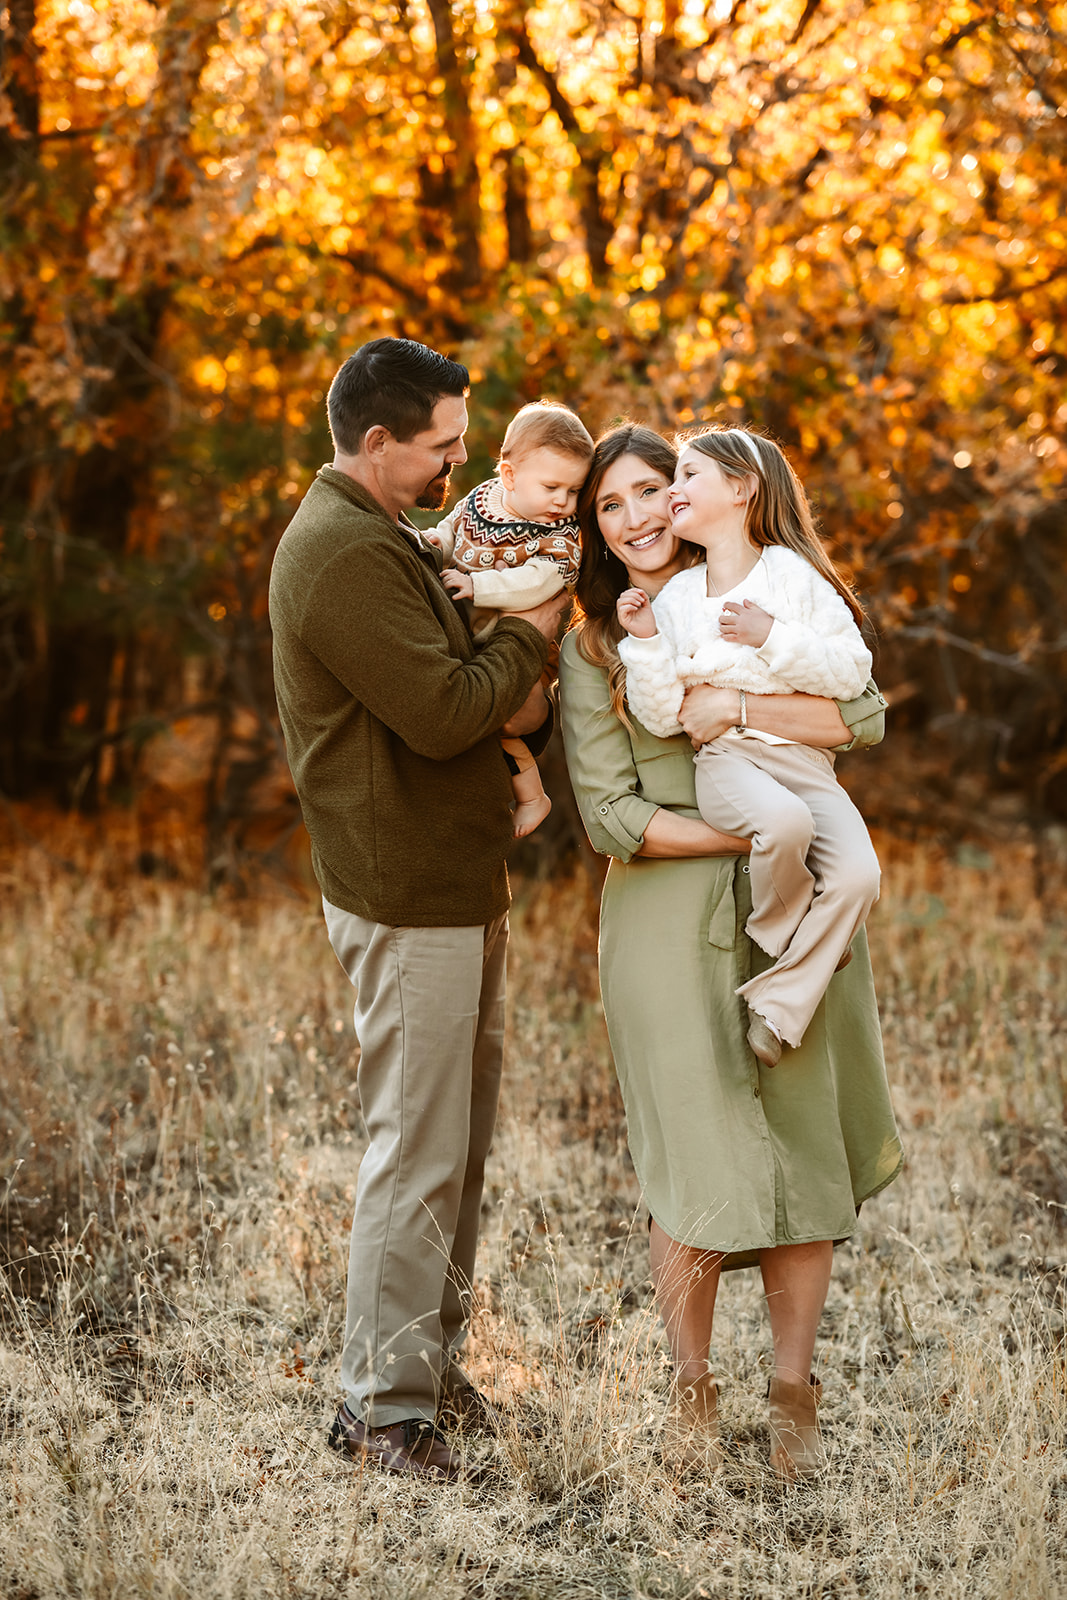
[616,587,658,638]
[719,598,773,647]
[442,568,474,599]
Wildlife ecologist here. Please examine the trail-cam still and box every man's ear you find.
[362,424,393,459]
[498,458,515,492]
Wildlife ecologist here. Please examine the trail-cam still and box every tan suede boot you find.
[662,1371,722,1473]
[767,1375,824,1481]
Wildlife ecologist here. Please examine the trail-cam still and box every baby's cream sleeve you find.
[424,504,460,563]
[469,557,566,610]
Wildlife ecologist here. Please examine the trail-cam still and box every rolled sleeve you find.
[834,679,888,752]
[560,633,660,861]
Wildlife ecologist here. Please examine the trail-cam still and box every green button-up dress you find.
[559,631,903,1267]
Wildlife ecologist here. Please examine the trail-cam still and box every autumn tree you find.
[1,0,1065,864]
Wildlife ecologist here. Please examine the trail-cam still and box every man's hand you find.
[679,684,743,749]
[719,598,772,647]
[501,590,570,642]
[442,568,474,599]
[616,586,657,639]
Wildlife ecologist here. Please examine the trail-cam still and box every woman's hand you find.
[679,684,742,748]
[719,598,772,647]
[616,587,658,638]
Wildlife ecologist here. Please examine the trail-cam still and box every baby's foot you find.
[513,793,552,839]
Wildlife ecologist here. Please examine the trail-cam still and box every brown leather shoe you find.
[328,1404,461,1481]
[437,1381,502,1434]
[439,1380,545,1440]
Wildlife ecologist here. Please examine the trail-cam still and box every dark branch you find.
[228,235,429,307]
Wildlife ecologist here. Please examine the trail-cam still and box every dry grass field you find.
[2,816,1066,1600]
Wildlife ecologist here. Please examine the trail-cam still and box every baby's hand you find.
[719,598,772,647]
[616,587,658,639]
[442,568,474,600]
[422,532,443,550]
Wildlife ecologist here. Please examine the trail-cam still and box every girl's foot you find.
[512,793,552,838]
[747,1010,782,1068]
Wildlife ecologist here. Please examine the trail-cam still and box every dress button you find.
[741,864,750,874]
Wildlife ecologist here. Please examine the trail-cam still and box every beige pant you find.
[322,900,508,1425]
[693,737,880,1049]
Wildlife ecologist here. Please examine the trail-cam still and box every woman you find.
[559,424,902,1481]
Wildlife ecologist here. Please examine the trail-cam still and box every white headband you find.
[733,430,763,465]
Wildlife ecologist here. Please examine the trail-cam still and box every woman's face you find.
[594,453,687,591]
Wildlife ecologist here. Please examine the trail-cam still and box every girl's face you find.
[595,453,688,592]
[668,446,750,544]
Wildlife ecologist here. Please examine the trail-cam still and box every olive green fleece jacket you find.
[269,467,549,926]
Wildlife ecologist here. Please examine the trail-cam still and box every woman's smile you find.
[594,452,691,586]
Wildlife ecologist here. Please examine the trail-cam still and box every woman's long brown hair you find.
[681,427,865,627]
[571,424,682,723]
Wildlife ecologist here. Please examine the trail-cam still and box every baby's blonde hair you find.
[499,401,594,468]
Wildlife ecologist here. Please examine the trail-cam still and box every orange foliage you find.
[1,0,1066,836]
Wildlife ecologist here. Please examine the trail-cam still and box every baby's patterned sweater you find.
[431,477,581,614]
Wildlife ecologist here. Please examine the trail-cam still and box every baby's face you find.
[500,447,588,524]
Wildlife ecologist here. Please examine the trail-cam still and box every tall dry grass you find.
[1,818,1066,1599]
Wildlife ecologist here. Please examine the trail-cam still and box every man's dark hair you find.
[327,338,470,453]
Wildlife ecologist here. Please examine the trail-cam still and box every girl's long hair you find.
[572,424,684,723]
[681,427,864,627]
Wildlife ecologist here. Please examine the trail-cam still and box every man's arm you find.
[299,538,551,761]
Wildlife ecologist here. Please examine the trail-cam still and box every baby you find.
[428,401,593,836]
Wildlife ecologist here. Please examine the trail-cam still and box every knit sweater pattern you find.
[433,477,581,608]
[269,467,549,926]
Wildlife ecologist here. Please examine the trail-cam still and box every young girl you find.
[616,427,881,1068]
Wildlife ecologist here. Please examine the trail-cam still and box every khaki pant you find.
[322,901,508,1425]
[693,737,880,1049]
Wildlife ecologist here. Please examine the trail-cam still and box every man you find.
[268,338,566,1481]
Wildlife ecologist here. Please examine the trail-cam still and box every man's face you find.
[382,394,469,514]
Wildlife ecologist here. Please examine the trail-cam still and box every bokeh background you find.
[3,10,1067,1595]
[2,0,1066,880]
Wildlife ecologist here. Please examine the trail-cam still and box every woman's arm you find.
[678,682,886,750]
[559,632,747,862]
[638,809,750,859]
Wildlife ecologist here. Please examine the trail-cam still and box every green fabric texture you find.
[269,467,548,927]
[559,631,903,1264]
